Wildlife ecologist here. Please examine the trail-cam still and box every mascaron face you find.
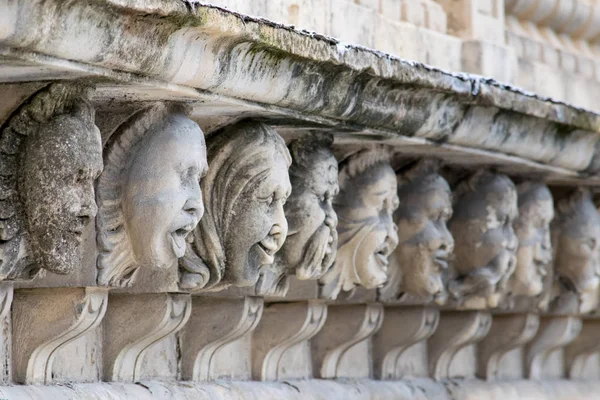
[449,175,518,296]
[281,154,339,281]
[225,151,291,286]
[23,113,103,274]
[554,197,600,300]
[336,163,399,289]
[124,114,207,269]
[393,174,453,300]
[511,186,554,297]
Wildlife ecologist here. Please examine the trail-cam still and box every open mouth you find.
[535,261,548,277]
[433,254,450,271]
[256,238,278,266]
[170,223,194,258]
[68,216,92,241]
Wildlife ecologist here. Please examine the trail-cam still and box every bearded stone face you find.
[391,173,453,304]
[256,143,339,296]
[448,173,518,307]
[21,108,103,274]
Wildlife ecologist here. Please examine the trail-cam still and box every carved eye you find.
[259,194,275,206]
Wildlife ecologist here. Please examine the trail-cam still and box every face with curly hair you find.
[21,105,103,274]
[123,114,207,270]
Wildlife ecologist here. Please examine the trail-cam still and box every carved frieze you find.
[96,103,207,288]
[550,189,600,314]
[0,83,102,280]
[320,147,399,300]
[380,160,453,305]
[256,135,339,296]
[179,121,291,291]
[448,172,519,308]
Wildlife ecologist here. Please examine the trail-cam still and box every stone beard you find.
[509,182,554,300]
[551,189,600,314]
[320,147,399,300]
[97,103,207,287]
[0,84,103,278]
[255,135,339,296]
[381,161,453,305]
[448,172,518,308]
[179,121,291,291]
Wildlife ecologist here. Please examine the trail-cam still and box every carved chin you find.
[34,232,80,274]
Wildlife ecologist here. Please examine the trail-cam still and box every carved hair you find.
[179,121,291,290]
[337,145,393,190]
[553,188,597,231]
[96,102,190,287]
[0,83,92,279]
[453,170,515,206]
[288,134,334,183]
[396,159,448,193]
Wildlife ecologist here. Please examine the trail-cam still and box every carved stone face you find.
[331,161,399,293]
[123,113,207,269]
[553,191,600,310]
[510,183,554,297]
[21,108,103,274]
[280,150,339,281]
[225,151,291,286]
[449,173,518,305]
[393,173,453,302]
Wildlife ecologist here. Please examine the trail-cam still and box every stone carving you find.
[447,172,518,308]
[508,182,554,301]
[526,316,582,379]
[252,300,327,381]
[380,160,453,305]
[428,311,492,379]
[372,307,439,380]
[97,103,207,287]
[13,288,109,384]
[181,297,264,381]
[103,293,191,382]
[179,121,291,291]
[477,313,540,380]
[550,189,600,314]
[0,83,102,279]
[313,304,384,379]
[320,147,399,299]
[256,135,339,296]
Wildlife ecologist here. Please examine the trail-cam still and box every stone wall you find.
[206,0,600,111]
[0,1,600,399]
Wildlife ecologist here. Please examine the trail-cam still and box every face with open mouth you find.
[22,106,103,275]
[553,189,600,310]
[124,113,207,269]
[340,162,400,289]
[389,172,453,301]
[224,150,292,287]
[510,183,554,297]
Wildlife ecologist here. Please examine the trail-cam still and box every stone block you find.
[400,0,426,27]
[353,0,379,11]
[328,0,377,48]
[380,0,402,20]
[264,0,328,32]
[462,40,517,83]
[424,0,448,33]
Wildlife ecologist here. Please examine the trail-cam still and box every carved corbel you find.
[428,311,492,379]
[12,287,108,384]
[312,303,383,379]
[372,307,439,380]
[103,293,191,382]
[565,320,600,379]
[180,296,263,381]
[252,300,327,381]
[477,313,540,380]
[0,284,13,384]
[526,316,582,379]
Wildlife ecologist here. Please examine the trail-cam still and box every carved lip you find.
[534,260,548,277]
[170,223,194,258]
[374,243,391,270]
[68,216,92,241]
[433,252,450,270]
[257,238,277,265]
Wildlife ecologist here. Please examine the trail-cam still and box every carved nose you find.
[184,197,204,221]
[324,214,337,230]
